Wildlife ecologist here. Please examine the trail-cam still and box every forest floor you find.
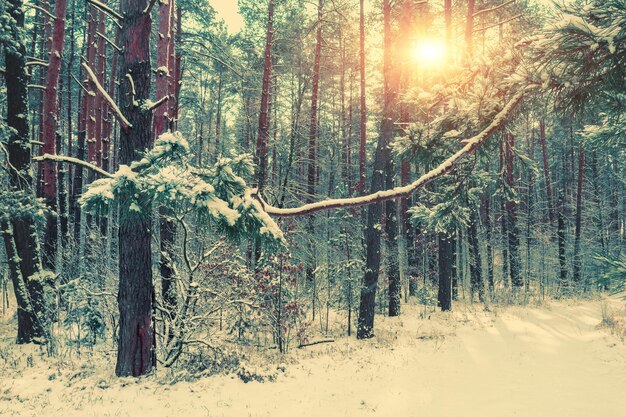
[1,295,625,417]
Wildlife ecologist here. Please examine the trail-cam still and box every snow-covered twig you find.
[255,89,526,217]
[86,0,123,20]
[34,154,113,178]
[28,84,47,90]
[82,63,132,130]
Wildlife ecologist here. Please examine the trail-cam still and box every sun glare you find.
[412,39,446,67]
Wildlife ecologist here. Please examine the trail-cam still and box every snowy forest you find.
[0,0,625,415]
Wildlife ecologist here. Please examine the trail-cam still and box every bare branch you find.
[125,73,136,106]
[82,63,132,129]
[34,154,113,178]
[86,0,124,21]
[473,0,515,18]
[255,90,527,217]
[298,339,335,348]
[474,14,523,33]
[147,95,169,112]
[143,0,159,15]
[96,31,122,53]
[70,72,91,94]
[25,61,49,68]
[28,84,47,90]
[26,4,56,20]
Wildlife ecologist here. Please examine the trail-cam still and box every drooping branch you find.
[34,154,114,178]
[255,90,526,217]
[82,63,132,129]
[86,0,124,20]
[473,0,515,18]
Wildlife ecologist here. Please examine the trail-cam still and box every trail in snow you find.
[2,297,625,417]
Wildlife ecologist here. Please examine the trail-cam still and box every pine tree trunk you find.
[41,0,68,271]
[306,0,323,286]
[505,133,522,288]
[5,0,48,344]
[357,0,366,195]
[438,232,454,311]
[482,194,495,296]
[358,0,395,338]
[115,0,155,377]
[468,210,484,302]
[255,0,274,191]
[573,144,585,284]
[539,119,554,223]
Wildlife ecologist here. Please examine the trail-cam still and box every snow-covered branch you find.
[34,154,113,179]
[255,90,526,217]
[82,63,132,130]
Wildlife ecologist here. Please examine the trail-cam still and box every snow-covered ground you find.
[1,297,625,417]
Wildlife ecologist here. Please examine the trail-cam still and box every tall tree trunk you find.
[358,0,395,338]
[156,0,178,333]
[468,210,484,302]
[255,0,274,192]
[4,0,49,343]
[115,0,155,377]
[41,0,68,271]
[505,133,522,289]
[539,119,554,223]
[438,231,454,311]
[465,0,475,61]
[573,143,585,284]
[357,0,366,195]
[306,0,323,287]
[482,194,495,296]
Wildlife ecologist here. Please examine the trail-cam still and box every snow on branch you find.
[86,0,124,21]
[255,90,526,217]
[34,154,113,179]
[473,0,515,18]
[82,63,132,130]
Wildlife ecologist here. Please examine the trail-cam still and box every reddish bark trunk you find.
[573,144,585,284]
[357,0,366,195]
[255,0,274,191]
[539,119,554,222]
[154,0,172,138]
[116,0,155,377]
[41,0,68,270]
